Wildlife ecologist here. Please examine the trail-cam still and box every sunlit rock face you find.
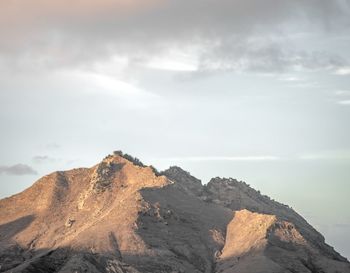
[0,152,349,273]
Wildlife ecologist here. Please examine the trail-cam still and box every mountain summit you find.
[0,152,349,273]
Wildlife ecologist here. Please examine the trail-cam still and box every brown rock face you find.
[0,152,349,273]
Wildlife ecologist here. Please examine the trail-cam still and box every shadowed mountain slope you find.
[0,152,349,273]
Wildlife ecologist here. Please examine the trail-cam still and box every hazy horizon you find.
[1,0,349,259]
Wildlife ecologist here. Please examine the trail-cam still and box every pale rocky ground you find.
[0,152,349,273]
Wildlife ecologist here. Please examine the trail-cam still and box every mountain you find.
[0,152,349,273]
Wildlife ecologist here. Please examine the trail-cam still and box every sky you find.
[0,0,350,259]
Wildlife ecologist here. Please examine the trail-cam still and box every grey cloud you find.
[0,164,38,176]
[0,0,349,73]
[32,155,56,164]
[198,40,346,73]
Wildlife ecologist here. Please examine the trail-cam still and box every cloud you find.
[0,164,38,175]
[32,155,56,164]
[299,151,350,160]
[0,0,349,74]
[145,52,198,71]
[279,76,302,82]
[334,90,350,96]
[157,156,281,162]
[198,42,345,73]
[338,100,350,105]
[335,67,350,75]
[332,90,350,105]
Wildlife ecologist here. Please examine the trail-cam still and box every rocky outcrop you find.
[0,152,349,273]
[203,177,345,262]
[161,166,203,196]
[216,210,350,273]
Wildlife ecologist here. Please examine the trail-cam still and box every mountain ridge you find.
[0,151,349,273]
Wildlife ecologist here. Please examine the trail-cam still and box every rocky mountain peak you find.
[162,166,201,183]
[161,166,203,196]
[0,152,349,273]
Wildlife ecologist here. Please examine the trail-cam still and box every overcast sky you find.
[0,0,350,259]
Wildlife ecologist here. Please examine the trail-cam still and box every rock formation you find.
[0,152,349,273]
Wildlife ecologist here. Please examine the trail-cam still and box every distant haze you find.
[0,0,349,259]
